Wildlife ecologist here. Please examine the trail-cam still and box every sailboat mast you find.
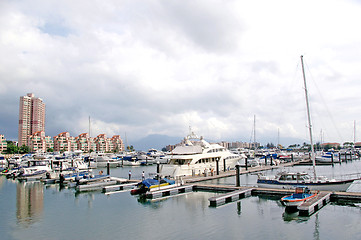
[354,120,356,145]
[300,55,317,179]
[254,115,256,147]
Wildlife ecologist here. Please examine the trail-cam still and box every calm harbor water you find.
[1,161,361,240]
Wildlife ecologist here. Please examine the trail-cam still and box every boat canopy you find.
[141,178,175,187]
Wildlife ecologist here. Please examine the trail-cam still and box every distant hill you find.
[131,134,182,151]
[130,134,306,152]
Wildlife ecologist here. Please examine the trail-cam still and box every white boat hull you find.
[257,181,353,192]
[160,157,241,177]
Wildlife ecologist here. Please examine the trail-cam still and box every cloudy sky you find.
[1,0,361,146]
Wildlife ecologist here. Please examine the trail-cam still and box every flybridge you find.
[172,145,203,155]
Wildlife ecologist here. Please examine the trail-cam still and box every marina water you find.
[1,161,361,240]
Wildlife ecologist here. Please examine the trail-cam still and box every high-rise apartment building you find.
[18,93,46,147]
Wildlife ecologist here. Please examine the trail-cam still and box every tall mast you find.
[354,120,356,145]
[301,55,317,179]
[254,115,256,149]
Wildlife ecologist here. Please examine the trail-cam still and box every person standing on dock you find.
[128,170,132,180]
[142,171,145,180]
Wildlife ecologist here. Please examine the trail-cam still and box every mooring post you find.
[331,153,334,166]
[157,161,160,175]
[291,153,294,162]
[107,162,110,175]
[235,162,240,187]
[339,153,341,163]
[264,155,267,166]
[270,155,273,166]
[216,159,219,175]
[245,157,248,170]
[223,158,226,172]
[60,161,63,173]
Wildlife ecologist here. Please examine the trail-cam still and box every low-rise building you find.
[27,131,54,152]
[95,134,109,152]
[53,132,71,152]
[0,134,7,153]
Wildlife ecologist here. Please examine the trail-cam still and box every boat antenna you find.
[301,55,317,179]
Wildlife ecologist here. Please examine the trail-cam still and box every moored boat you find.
[159,131,244,177]
[257,56,360,192]
[257,171,355,192]
[281,186,318,208]
[131,177,175,195]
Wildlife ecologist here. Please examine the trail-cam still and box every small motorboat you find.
[281,186,318,208]
[131,177,175,195]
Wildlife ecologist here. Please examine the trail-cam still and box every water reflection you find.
[0,177,4,189]
[237,201,241,215]
[282,210,309,222]
[16,181,44,227]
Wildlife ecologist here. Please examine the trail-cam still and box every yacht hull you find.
[257,179,354,192]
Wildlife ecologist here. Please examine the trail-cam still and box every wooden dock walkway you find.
[192,184,361,214]
[208,188,253,207]
[298,192,331,216]
[102,182,138,193]
[183,159,310,184]
[145,185,194,199]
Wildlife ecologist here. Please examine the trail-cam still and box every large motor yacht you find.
[159,132,245,178]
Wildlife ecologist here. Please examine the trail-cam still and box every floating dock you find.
[298,192,331,216]
[76,180,118,192]
[183,159,310,184]
[102,182,138,193]
[145,185,193,199]
[208,188,253,207]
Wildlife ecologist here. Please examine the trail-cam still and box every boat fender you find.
[46,172,51,179]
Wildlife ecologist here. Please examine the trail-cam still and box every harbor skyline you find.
[1,0,361,146]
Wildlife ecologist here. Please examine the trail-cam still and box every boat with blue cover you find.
[131,177,175,195]
[281,186,318,208]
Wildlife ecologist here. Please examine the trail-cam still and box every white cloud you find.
[1,0,361,146]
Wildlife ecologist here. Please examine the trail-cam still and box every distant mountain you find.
[131,134,306,152]
[260,136,307,148]
[131,134,182,151]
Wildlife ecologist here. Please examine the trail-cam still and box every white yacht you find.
[159,132,245,178]
[90,152,119,168]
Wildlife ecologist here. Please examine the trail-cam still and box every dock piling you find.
[235,162,240,187]
[216,159,219,175]
[331,153,334,166]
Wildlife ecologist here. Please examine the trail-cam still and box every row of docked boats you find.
[1,155,90,181]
